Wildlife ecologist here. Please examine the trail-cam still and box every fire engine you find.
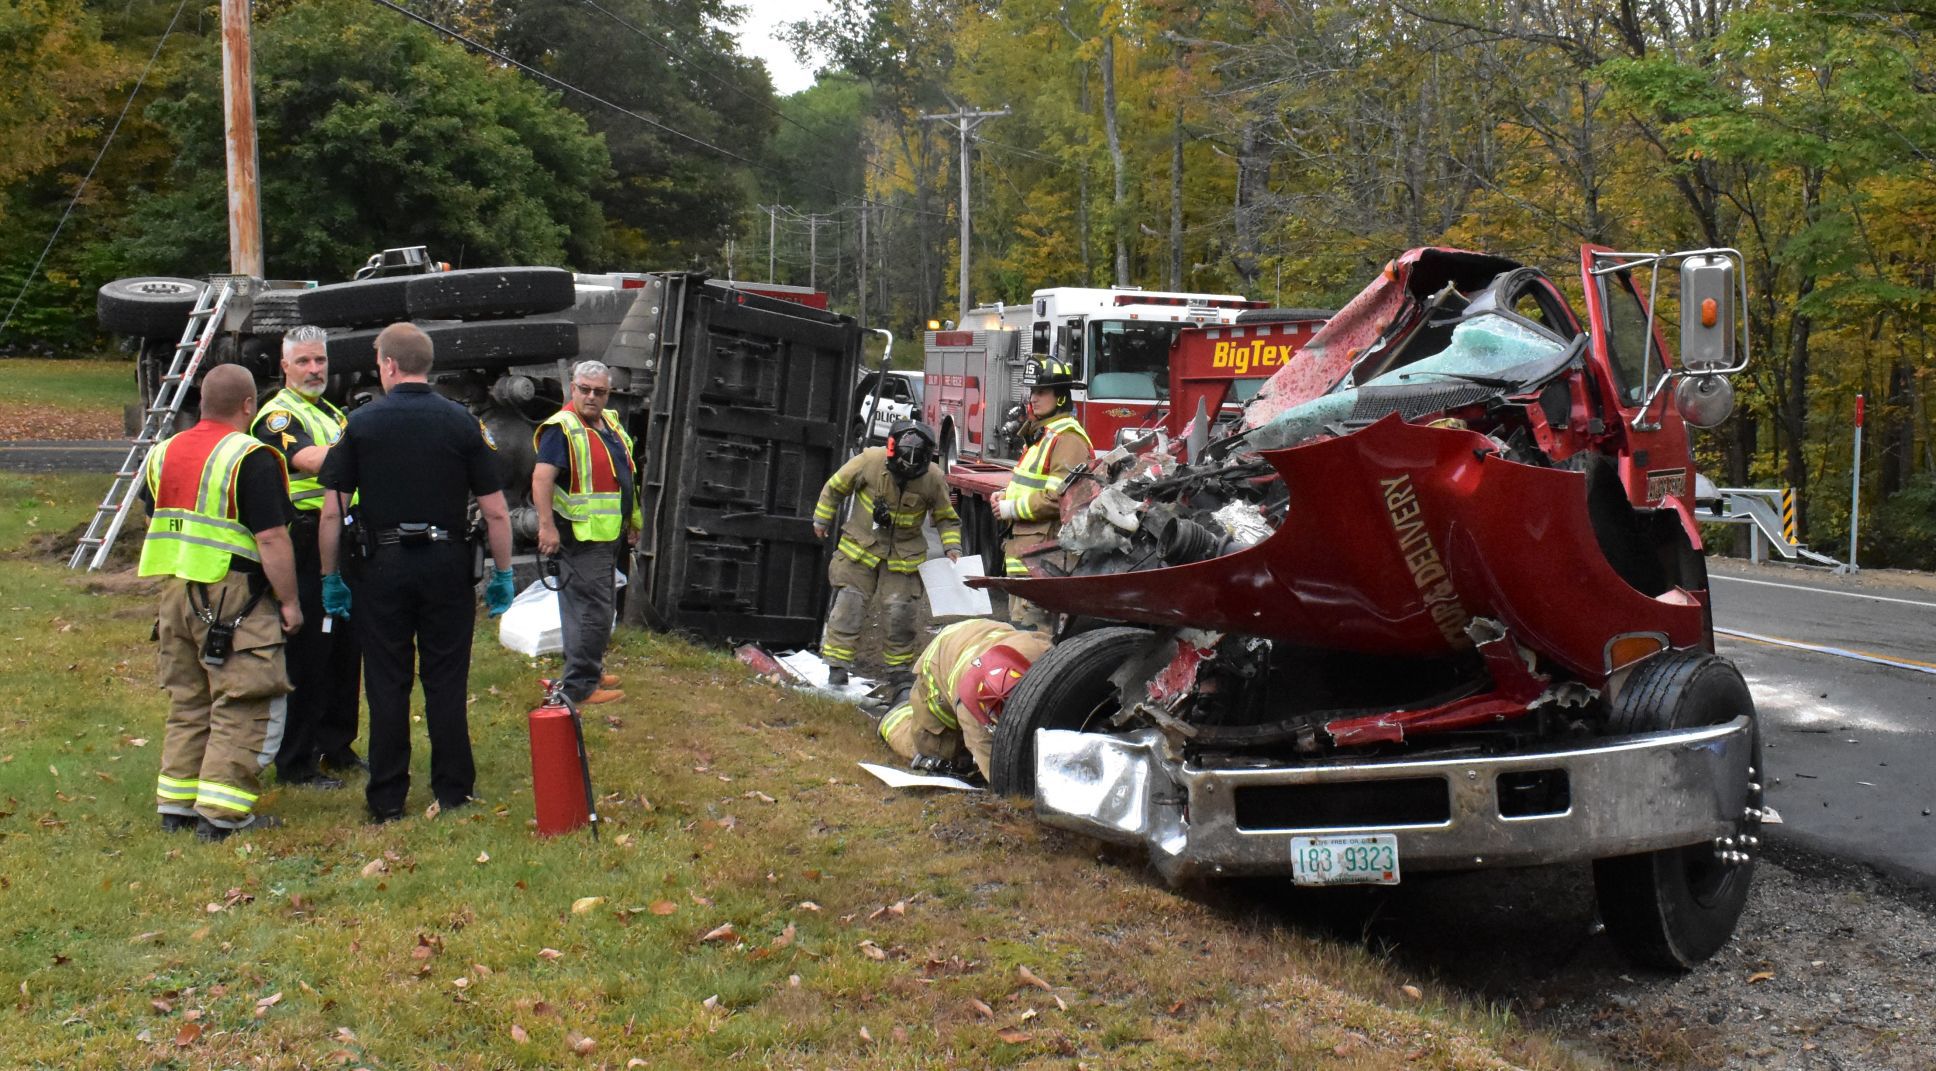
[922,285,1329,570]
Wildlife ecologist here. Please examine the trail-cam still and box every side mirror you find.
[1674,372,1735,428]
[1679,254,1736,370]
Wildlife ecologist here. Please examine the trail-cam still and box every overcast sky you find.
[735,0,832,96]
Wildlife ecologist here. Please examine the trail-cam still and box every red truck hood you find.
[988,411,1704,684]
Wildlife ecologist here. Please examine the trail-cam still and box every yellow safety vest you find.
[138,425,268,583]
[252,388,347,510]
[536,409,640,543]
[1008,413,1091,522]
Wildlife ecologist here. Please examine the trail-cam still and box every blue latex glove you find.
[322,573,352,619]
[485,568,516,617]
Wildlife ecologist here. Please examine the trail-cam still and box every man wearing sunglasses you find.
[532,361,640,706]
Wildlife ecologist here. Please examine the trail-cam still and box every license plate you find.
[1290,834,1401,886]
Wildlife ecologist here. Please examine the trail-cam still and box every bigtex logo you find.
[1212,340,1296,376]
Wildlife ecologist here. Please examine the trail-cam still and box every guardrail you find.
[1693,484,1843,568]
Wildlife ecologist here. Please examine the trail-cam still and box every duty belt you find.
[373,523,454,546]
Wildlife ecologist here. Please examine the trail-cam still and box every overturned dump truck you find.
[983,246,1760,969]
[99,260,861,648]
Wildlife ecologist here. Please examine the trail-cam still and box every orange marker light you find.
[1701,298,1717,328]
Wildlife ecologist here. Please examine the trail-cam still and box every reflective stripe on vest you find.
[138,425,267,583]
[252,389,345,509]
[1009,414,1091,521]
[536,409,637,542]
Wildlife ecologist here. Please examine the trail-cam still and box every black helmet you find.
[1024,356,1085,391]
[884,420,937,480]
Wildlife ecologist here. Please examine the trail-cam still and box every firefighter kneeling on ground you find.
[994,357,1094,631]
[876,619,1051,781]
[813,420,962,690]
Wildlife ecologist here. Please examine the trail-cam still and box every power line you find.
[369,0,948,221]
[1,0,192,338]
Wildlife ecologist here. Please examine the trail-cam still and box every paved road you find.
[1708,559,1936,887]
[0,440,128,473]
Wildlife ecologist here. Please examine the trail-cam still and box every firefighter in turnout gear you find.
[252,324,364,788]
[813,421,962,689]
[877,619,1051,780]
[139,364,302,842]
[994,357,1094,630]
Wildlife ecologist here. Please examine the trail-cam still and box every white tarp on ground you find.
[497,572,628,656]
[919,555,993,618]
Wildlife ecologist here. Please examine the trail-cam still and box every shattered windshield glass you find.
[1246,314,1569,451]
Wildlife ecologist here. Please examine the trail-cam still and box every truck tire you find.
[97,277,203,338]
[1592,650,1761,970]
[325,318,578,374]
[245,289,304,337]
[405,267,575,321]
[988,625,1152,798]
[297,277,412,328]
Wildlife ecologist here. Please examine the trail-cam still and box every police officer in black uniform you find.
[316,323,516,823]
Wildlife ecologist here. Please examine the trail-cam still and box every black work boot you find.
[195,814,284,843]
[160,813,197,833]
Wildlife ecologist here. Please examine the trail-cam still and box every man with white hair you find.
[252,324,362,788]
[532,360,638,705]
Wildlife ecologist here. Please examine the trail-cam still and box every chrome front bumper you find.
[1032,717,1755,883]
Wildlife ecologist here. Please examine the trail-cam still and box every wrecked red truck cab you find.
[983,247,1761,969]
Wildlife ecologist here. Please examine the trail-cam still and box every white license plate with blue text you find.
[1290,834,1401,886]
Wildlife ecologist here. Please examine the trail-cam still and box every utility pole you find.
[807,214,820,292]
[221,0,263,276]
[761,204,778,282]
[857,203,868,328]
[920,105,1009,321]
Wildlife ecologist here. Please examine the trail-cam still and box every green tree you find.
[109,0,610,282]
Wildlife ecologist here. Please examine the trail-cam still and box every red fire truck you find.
[923,285,1329,570]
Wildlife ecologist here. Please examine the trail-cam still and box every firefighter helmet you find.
[953,631,1053,726]
[1023,356,1082,413]
[883,420,937,481]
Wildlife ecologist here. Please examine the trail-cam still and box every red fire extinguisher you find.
[529,686,598,838]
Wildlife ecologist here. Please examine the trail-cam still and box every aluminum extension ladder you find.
[68,280,234,571]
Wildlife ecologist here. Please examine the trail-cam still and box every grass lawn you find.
[0,470,1586,1070]
[0,356,135,413]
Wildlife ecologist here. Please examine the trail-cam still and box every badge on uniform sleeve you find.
[266,412,291,433]
[478,419,498,451]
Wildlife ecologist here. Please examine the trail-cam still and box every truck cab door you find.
[1578,245,1693,509]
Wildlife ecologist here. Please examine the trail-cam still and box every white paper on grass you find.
[775,648,877,700]
[919,555,992,618]
[858,761,982,792]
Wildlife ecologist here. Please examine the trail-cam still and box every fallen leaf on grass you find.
[1747,970,1776,984]
[969,999,994,1020]
[858,1026,874,1043]
[1400,984,1423,1001]
[565,1031,596,1055]
[255,992,282,1010]
[475,852,490,864]
[745,790,776,804]
[150,998,173,1014]
[614,833,635,848]
[1333,1031,1370,1056]
[798,901,821,912]
[867,901,908,921]
[537,948,564,961]
[1017,965,1053,991]
[996,1028,1032,1044]
[173,1023,202,1047]
[858,940,887,961]
[770,924,796,949]
[702,995,722,1010]
[647,901,677,916]
[359,859,388,879]
[700,923,738,943]
[628,1060,649,1068]
[571,897,605,915]
[131,931,164,945]
[451,977,470,989]
[690,891,713,907]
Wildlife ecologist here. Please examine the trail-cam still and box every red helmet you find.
[953,634,1051,726]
